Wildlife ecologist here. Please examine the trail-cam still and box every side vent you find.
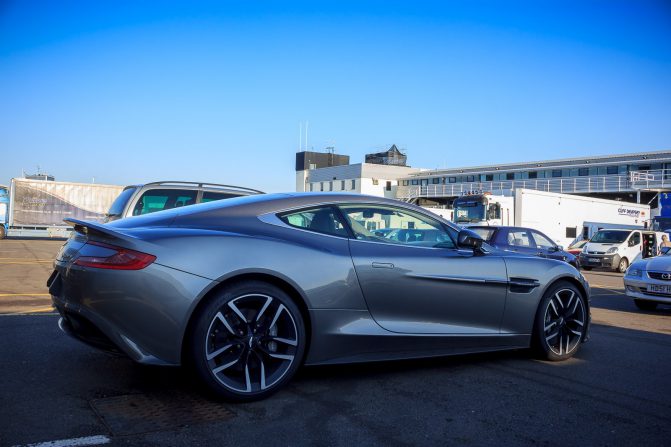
[509,277,540,293]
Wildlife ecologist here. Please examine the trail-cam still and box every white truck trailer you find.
[452,188,650,248]
[2,178,124,238]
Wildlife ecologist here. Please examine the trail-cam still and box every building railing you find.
[396,169,671,200]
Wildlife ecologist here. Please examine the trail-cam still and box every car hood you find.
[584,242,619,253]
[631,255,671,272]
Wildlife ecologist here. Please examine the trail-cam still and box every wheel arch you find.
[180,270,312,365]
[540,275,589,309]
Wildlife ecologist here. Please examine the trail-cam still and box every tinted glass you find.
[507,230,535,248]
[339,205,455,248]
[279,207,348,237]
[591,230,629,243]
[629,232,640,245]
[108,187,138,216]
[532,231,555,249]
[201,191,239,203]
[132,189,198,216]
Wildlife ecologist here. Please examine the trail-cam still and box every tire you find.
[634,299,658,311]
[189,281,306,402]
[581,266,592,271]
[617,257,628,274]
[532,281,587,361]
[0,225,5,239]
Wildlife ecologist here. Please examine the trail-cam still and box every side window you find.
[279,207,348,237]
[201,191,238,203]
[532,231,555,249]
[630,232,641,246]
[338,204,456,248]
[132,189,198,216]
[507,230,535,248]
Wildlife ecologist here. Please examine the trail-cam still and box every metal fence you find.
[396,170,671,200]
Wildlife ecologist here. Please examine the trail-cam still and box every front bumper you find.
[623,276,671,304]
[579,253,619,270]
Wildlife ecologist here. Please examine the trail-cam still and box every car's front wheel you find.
[533,281,587,361]
[617,257,629,274]
[189,281,306,401]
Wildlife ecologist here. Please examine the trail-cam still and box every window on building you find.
[506,173,515,180]
[309,183,314,192]
[466,175,475,182]
[606,166,618,175]
[320,182,324,191]
[578,168,589,176]
[372,179,379,185]
[351,179,356,190]
[341,180,345,190]
[411,179,419,185]
[329,181,333,191]
[528,171,538,179]
[402,180,409,186]
[420,179,429,186]
[448,177,456,183]
[485,174,494,181]
[552,169,562,178]
[386,181,392,191]
[432,177,440,184]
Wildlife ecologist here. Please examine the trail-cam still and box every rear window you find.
[470,227,496,241]
[201,191,240,203]
[132,189,198,216]
[108,187,138,216]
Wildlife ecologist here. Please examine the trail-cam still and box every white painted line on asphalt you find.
[13,435,111,447]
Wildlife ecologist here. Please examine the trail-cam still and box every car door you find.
[530,230,561,261]
[498,228,540,257]
[338,204,508,335]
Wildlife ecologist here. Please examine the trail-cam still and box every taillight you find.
[74,241,156,270]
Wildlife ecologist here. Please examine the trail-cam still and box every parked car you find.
[579,229,667,273]
[623,250,671,310]
[49,193,590,401]
[567,239,589,257]
[470,226,579,269]
[104,181,264,222]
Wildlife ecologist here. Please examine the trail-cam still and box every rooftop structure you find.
[365,144,407,166]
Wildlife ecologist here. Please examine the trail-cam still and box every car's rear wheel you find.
[617,257,628,274]
[189,281,306,401]
[533,281,587,361]
[634,299,658,311]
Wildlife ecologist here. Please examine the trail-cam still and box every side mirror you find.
[457,229,484,250]
[554,245,563,252]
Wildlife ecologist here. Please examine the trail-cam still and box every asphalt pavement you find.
[1,239,670,447]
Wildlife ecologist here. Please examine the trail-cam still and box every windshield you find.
[591,230,630,244]
[454,201,485,223]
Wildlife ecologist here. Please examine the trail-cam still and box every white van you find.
[579,229,667,273]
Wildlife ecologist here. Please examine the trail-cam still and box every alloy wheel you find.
[204,293,299,394]
[542,288,585,356]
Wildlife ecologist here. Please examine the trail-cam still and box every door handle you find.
[372,262,394,269]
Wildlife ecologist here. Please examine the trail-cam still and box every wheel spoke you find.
[260,358,267,390]
[270,336,298,347]
[545,330,559,342]
[554,293,564,309]
[549,300,559,316]
[568,297,580,316]
[267,352,295,361]
[544,321,557,332]
[206,343,233,361]
[569,328,582,336]
[269,304,286,329]
[244,361,252,392]
[228,301,248,324]
[255,296,273,322]
[565,292,574,311]
[215,312,237,335]
[558,334,563,355]
[571,319,584,327]
[212,353,242,374]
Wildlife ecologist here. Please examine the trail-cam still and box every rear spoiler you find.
[64,218,137,243]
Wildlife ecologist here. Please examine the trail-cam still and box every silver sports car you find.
[48,193,590,401]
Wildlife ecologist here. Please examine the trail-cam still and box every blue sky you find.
[1,1,670,191]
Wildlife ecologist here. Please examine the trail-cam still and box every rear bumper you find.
[49,262,212,366]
